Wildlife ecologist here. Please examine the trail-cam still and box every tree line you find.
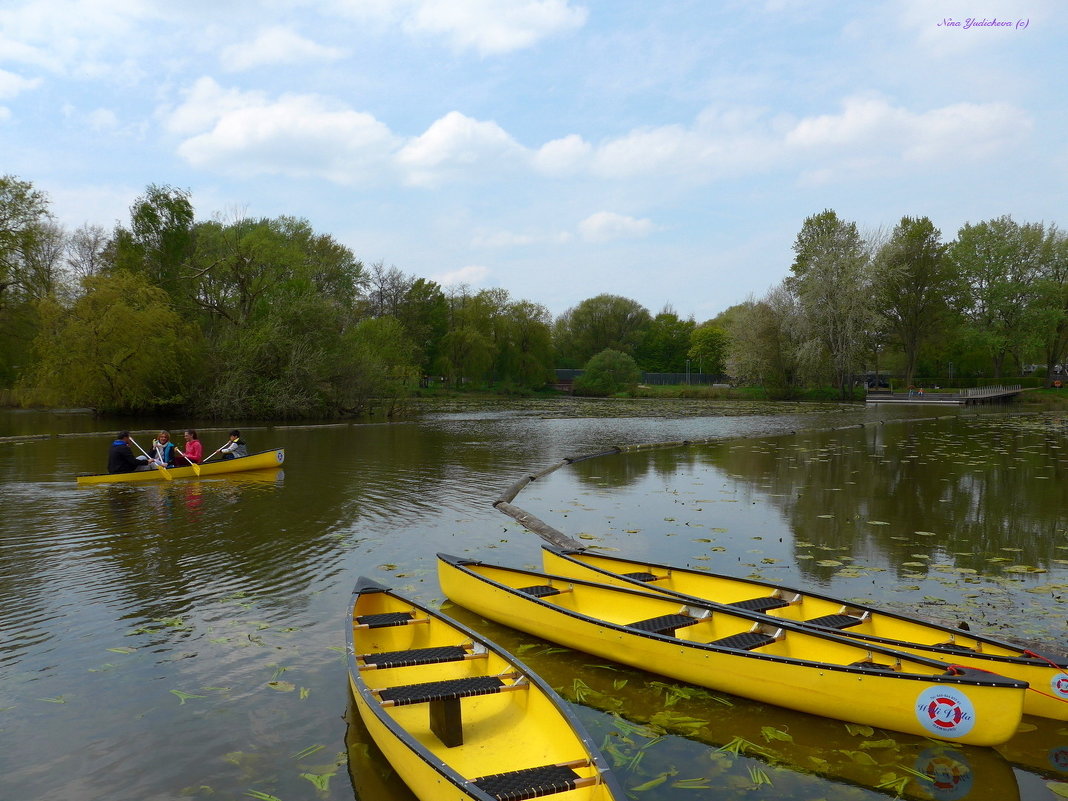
[728,210,1068,398]
[0,177,727,416]
[1,174,1064,415]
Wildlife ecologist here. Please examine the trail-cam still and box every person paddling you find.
[218,430,248,460]
[107,431,156,474]
[174,429,203,466]
[151,430,176,467]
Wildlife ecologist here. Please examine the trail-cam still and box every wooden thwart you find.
[375,672,527,748]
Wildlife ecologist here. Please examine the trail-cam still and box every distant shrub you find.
[573,349,641,396]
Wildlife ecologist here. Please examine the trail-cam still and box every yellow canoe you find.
[542,546,1068,722]
[437,554,1028,747]
[75,449,285,484]
[347,577,624,801]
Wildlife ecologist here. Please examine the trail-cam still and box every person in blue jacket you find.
[107,432,154,473]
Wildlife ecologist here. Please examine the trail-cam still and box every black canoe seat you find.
[361,645,469,670]
[378,675,505,706]
[377,675,523,748]
[518,584,561,598]
[930,641,977,654]
[849,660,897,671]
[729,596,791,613]
[472,762,586,800]
[628,613,700,636]
[805,614,863,630]
[621,571,659,582]
[355,611,416,628]
[710,631,778,650]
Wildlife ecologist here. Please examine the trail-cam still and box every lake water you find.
[1,400,1066,801]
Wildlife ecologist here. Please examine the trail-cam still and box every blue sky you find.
[2,0,1064,321]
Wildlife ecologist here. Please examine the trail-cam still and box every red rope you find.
[1024,649,1068,670]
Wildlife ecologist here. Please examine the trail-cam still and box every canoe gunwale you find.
[346,576,619,801]
[437,553,1028,689]
[545,546,1068,670]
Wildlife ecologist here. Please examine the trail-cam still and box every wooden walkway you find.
[865,385,1025,406]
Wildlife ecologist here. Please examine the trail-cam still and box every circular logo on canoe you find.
[275,450,284,463]
[916,687,976,738]
[1050,746,1068,773]
[916,749,973,801]
[1052,672,1068,698]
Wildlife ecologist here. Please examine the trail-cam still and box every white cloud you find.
[0,106,10,122]
[532,134,591,174]
[433,264,491,286]
[220,27,347,71]
[579,211,657,243]
[164,75,1030,194]
[396,111,525,186]
[784,96,1027,164]
[167,79,398,183]
[404,0,588,55]
[0,68,41,99]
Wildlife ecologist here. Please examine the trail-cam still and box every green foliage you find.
[554,294,651,366]
[0,175,55,386]
[947,216,1048,376]
[789,209,874,397]
[873,216,953,386]
[573,348,641,396]
[110,184,195,309]
[635,310,695,372]
[688,324,728,375]
[20,271,200,411]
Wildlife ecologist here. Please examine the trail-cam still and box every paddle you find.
[202,442,229,464]
[130,437,172,480]
[175,446,201,476]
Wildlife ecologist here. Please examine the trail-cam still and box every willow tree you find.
[22,271,200,411]
[0,175,54,386]
[789,210,875,398]
[553,294,651,366]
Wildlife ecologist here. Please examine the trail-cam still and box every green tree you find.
[873,216,953,386]
[947,216,1046,377]
[573,348,641,396]
[635,308,695,372]
[1031,226,1068,385]
[188,216,367,418]
[688,324,729,376]
[789,210,874,397]
[110,184,195,307]
[554,294,651,366]
[21,271,199,411]
[726,286,801,398]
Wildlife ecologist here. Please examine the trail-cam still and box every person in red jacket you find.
[174,429,203,466]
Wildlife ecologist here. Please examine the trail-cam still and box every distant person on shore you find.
[174,429,203,466]
[151,430,176,466]
[219,430,248,460]
[107,431,155,473]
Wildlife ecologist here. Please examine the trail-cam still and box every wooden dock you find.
[865,385,1025,406]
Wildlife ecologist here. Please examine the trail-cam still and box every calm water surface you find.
[1,400,1066,801]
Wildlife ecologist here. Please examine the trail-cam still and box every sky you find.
[2,0,1065,322]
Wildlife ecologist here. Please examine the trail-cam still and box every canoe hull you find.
[438,555,1027,747]
[541,547,1068,721]
[76,449,285,484]
[347,578,621,801]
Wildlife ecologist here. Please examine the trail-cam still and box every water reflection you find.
[2,408,1066,801]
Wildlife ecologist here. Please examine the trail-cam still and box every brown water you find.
[1,401,1065,801]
